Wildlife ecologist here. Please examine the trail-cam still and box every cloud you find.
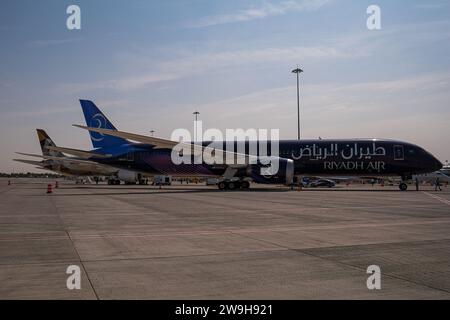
[58,44,355,93]
[28,38,82,48]
[192,72,450,138]
[58,73,180,94]
[414,3,448,10]
[190,0,331,28]
[56,17,450,95]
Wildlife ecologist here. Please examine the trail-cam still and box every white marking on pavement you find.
[422,192,450,206]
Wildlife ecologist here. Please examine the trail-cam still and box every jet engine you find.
[247,157,294,185]
[117,169,141,183]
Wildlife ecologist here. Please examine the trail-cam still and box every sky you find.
[0,0,449,173]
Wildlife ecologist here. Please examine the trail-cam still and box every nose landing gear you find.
[399,182,408,191]
[399,175,412,191]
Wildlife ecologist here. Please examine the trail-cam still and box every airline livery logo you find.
[89,113,106,142]
[37,130,46,142]
[41,138,59,157]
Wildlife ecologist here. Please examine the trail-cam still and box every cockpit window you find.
[408,149,415,155]
[393,145,404,160]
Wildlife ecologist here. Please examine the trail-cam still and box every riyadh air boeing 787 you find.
[50,100,442,191]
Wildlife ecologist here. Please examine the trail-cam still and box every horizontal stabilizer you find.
[45,146,112,159]
[41,155,114,170]
[15,152,45,158]
[13,159,45,166]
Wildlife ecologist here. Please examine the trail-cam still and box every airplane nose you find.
[429,156,443,172]
[419,148,442,173]
[434,158,443,171]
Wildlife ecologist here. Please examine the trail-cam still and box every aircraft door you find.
[393,145,404,160]
[126,152,134,161]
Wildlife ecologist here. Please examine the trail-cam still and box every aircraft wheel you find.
[228,181,237,190]
[399,183,408,191]
[241,181,250,189]
[218,181,227,190]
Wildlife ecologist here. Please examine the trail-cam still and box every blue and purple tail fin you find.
[79,99,127,149]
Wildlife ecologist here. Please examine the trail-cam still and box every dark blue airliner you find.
[50,100,442,191]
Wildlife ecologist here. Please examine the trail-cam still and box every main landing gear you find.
[217,180,250,190]
[107,178,121,185]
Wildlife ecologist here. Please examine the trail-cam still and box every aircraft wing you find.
[45,146,112,159]
[73,125,262,167]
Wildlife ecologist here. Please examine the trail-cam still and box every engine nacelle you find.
[247,157,294,185]
[117,170,140,183]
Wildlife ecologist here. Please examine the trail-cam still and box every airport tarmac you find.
[0,178,449,299]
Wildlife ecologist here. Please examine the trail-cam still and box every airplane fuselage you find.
[90,139,442,183]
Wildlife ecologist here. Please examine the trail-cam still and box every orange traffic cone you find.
[55,181,59,189]
[47,184,53,194]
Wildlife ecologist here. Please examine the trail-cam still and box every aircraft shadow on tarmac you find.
[29,186,415,196]
[35,188,288,196]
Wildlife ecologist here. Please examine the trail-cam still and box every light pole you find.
[193,111,200,142]
[292,67,303,140]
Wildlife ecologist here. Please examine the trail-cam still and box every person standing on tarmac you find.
[435,177,442,191]
[415,177,419,191]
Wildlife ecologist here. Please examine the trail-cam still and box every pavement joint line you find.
[225,231,450,294]
[293,247,450,296]
[126,192,446,211]
[65,229,100,300]
[0,259,88,267]
[32,219,450,240]
[213,193,431,206]
[2,217,448,242]
[117,193,428,209]
[93,197,448,212]
[48,197,100,300]
[0,187,15,195]
[80,247,290,264]
[422,192,450,206]
[228,230,295,251]
[74,238,450,296]
[2,238,450,267]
